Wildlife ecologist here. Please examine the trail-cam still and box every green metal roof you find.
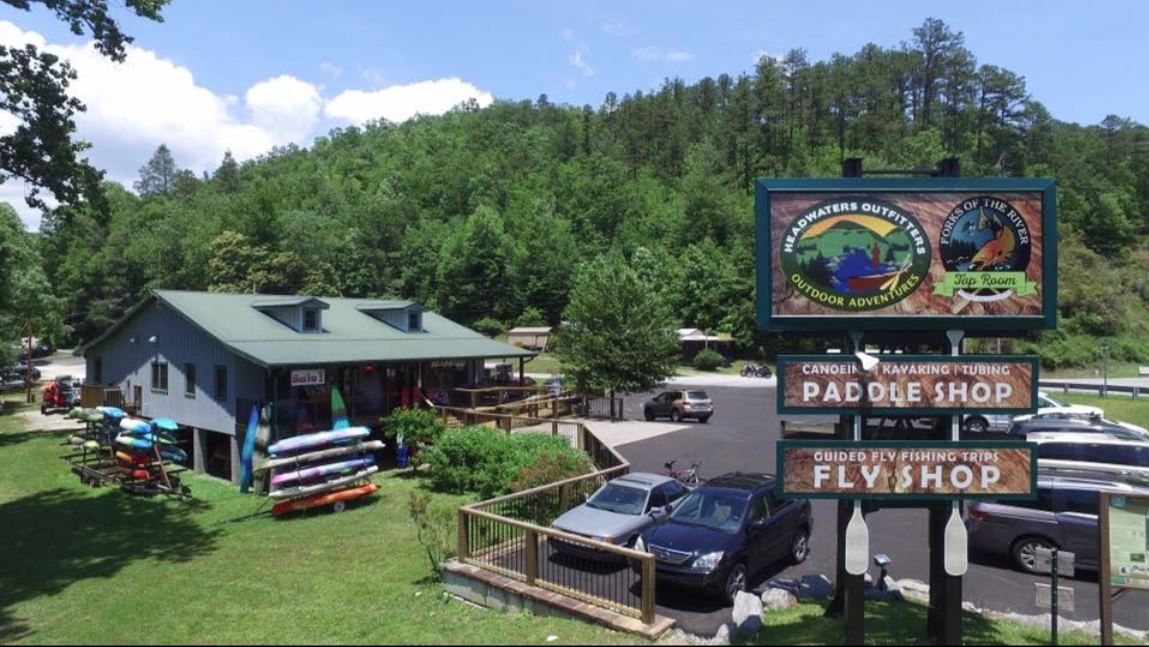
[85,290,533,368]
[253,297,331,309]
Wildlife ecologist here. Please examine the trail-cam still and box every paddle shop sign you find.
[778,441,1037,500]
[777,355,1039,416]
[290,369,326,387]
[756,178,1057,332]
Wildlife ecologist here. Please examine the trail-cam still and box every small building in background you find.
[677,328,732,362]
[507,326,553,352]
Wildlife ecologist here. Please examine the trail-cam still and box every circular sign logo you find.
[938,197,1032,302]
[781,198,932,311]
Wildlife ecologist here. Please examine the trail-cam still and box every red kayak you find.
[119,467,152,480]
[271,483,379,517]
[117,451,155,465]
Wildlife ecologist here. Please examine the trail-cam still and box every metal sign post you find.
[1035,548,1076,646]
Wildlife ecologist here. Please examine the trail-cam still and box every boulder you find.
[766,577,801,596]
[799,574,836,600]
[732,591,764,636]
[762,587,798,612]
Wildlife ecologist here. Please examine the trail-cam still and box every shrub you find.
[471,317,506,338]
[693,348,725,371]
[380,408,445,446]
[420,427,591,499]
[408,491,457,578]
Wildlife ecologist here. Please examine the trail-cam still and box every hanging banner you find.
[756,178,1057,332]
[778,441,1037,500]
[777,355,1039,416]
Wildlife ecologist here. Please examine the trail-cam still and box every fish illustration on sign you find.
[968,208,1017,271]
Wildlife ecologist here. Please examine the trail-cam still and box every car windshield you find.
[669,490,750,534]
[587,484,648,515]
[687,391,710,401]
[1041,393,1070,408]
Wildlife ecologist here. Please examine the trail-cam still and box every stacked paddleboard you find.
[260,427,382,516]
[113,417,188,484]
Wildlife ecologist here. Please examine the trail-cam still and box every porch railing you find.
[456,420,656,624]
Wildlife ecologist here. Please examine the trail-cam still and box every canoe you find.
[270,456,375,487]
[268,427,370,457]
[152,418,179,432]
[270,466,378,500]
[255,441,384,473]
[272,483,379,517]
[239,405,259,494]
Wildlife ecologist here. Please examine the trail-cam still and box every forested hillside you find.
[13,18,1149,368]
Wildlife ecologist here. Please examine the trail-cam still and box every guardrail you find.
[1039,381,1144,399]
[454,413,656,624]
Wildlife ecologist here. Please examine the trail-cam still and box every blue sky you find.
[1,0,1146,226]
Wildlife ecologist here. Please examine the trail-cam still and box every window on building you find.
[185,363,197,398]
[215,366,228,402]
[408,311,422,332]
[151,361,169,393]
[303,308,320,332]
[93,356,103,384]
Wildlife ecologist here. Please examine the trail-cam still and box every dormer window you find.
[408,311,423,333]
[304,308,320,332]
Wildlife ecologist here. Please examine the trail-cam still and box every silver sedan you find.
[551,473,691,559]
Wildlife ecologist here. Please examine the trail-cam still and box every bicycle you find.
[664,460,702,488]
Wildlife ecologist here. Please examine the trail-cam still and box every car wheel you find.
[964,417,989,434]
[724,563,749,604]
[1012,536,1057,574]
[644,408,655,422]
[790,527,811,565]
[40,404,47,415]
[670,409,681,423]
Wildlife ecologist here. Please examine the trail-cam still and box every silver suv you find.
[967,475,1149,574]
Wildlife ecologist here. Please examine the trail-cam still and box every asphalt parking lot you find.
[602,383,1149,637]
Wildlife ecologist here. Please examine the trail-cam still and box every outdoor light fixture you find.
[845,503,870,576]
[148,335,158,344]
[128,337,136,344]
[874,554,892,590]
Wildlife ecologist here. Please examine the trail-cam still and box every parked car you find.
[962,391,1107,434]
[1028,432,1149,480]
[551,473,691,558]
[637,473,812,604]
[3,363,41,382]
[967,475,1149,574]
[643,390,714,423]
[1008,418,1147,442]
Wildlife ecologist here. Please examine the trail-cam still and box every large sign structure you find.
[777,355,1039,416]
[778,441,1037,500]
[1100,493,1149,645]
[757,178,1057,332]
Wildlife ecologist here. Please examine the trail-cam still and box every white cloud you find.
[568,51,594,77]
[601,21,637,37]
[360,67,387,87]
[561,28,576,42]
[245,75,324,145]
[325,78,493,125]
[633,47,693,63]
[0,21,493,228]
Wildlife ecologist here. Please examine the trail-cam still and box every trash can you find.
[396,443,410,469]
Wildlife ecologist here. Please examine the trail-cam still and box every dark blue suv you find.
[637,473,812,604]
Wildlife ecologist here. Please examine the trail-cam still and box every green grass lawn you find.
[0,405,630,645]
[752,601,1145,646]
[1057,392,1149,430]
[1044,361,1146,380]
[524,353,564,376]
